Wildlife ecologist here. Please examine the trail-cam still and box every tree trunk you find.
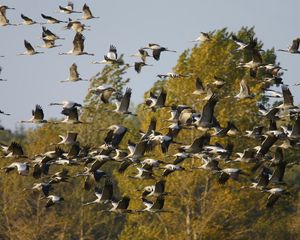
[59,222,68,240]
[35,192,41,240]
[186,205,192,240]
[2,192,13,240]
[80,195,84,240]
[201,176,210,213]
[156,214,169,239]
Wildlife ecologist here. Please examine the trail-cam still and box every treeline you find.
[0,27,299,240]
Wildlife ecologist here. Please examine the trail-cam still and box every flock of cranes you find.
[0,1,299,215]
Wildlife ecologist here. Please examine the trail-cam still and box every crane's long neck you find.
[49,103,63,106]
[277,49,288,52]
[82,199,98,206]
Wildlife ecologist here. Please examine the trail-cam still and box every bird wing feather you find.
[118,88,131,112]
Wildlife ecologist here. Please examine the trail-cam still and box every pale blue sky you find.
[0,0,299,130]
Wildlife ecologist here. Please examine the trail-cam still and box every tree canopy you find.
[0,27,299,240]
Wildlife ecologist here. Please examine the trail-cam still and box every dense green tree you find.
[0,64,138,240]
[0,28,299,240]
[120,27,300,239]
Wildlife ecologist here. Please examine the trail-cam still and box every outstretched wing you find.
[290,38,300,52]
[151,196,165,210]
[69,63,79,79]
[24,40,34,52]
[34,105,44,120]
[154,180,166,194]
[200,93,218,124]
[257,134,278,156]
[118,88,132,113]
[107,45,117,60]
[156,89,167,107]
[266,193,280,208]
[281,85,294,107]
[116,196,130,210]
[82,4,93,19]
[101,179,113,201]
[152,49,161,61]
[195,77,205,91]
[240,79,250,96]
[73,33,84,52]
[21,14,32,22]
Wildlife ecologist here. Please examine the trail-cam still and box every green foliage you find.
[0,64,137,240]
[0,28,299,240]
[79,64,137,148]
[121,27,300,239]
